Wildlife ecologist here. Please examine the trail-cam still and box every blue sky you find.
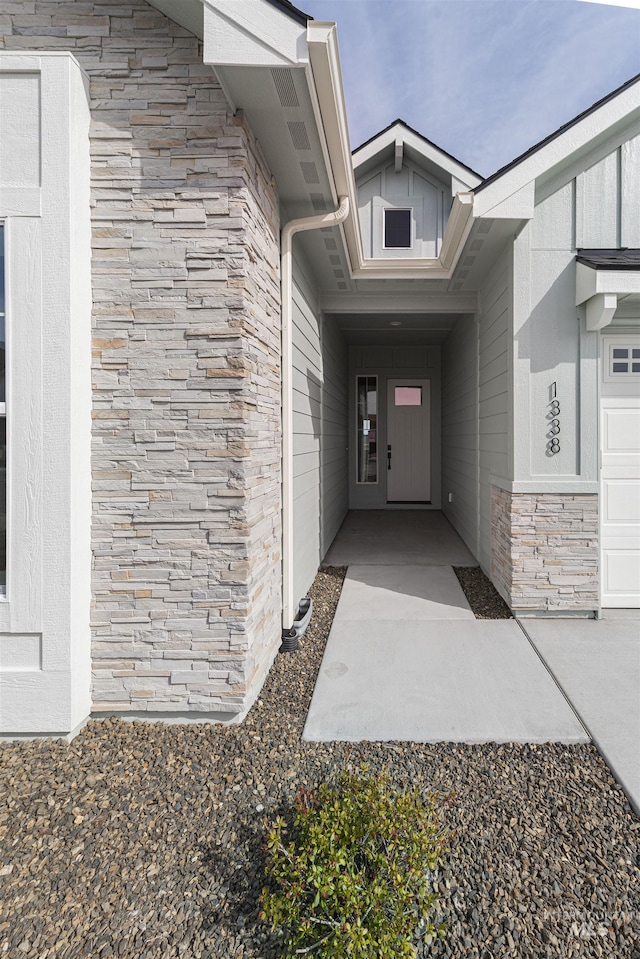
[301,0,640,176]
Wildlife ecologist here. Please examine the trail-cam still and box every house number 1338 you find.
[547,384,560,455]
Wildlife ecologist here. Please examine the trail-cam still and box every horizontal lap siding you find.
[478,246,512,572]
[441,315,478,556]
[321,314,349,557]
[292,262,347,608]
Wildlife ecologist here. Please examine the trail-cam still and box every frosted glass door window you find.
[394,386,422,406]
[356,376,377,483]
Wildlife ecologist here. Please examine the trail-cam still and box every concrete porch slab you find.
[323,510,476,567]
[303,619,588,744]
[523,617,640,814]
[338,565,475,621]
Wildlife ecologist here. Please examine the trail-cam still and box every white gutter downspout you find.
[281,196,350,630]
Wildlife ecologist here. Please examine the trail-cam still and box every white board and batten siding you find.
[575,134,640,248]
[510,130,640,606]
[292,255,348,609]
[0,53,92,735]
[511,131,640,484]
[357,158,450,259]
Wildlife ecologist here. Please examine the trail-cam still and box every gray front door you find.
[386,378,431,502]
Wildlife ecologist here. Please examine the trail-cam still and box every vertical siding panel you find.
[621,134,640,246]
[576,151,619,247]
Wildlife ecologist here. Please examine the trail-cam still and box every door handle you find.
[387,445,392,470]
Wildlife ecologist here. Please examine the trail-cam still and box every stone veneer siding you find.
[491,487,599,612]
[1,1,282,715]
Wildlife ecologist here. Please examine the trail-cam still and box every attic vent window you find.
[384,208,412,249]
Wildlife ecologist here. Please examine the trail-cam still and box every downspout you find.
[280,196,350,631]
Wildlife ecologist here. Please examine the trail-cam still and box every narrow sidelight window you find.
[356,376,377,483]
[384,208,412,249]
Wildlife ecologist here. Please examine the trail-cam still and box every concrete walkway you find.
[306,510,640,813]
[523,613,640,814]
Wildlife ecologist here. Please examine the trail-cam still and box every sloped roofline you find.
[476,71,640,193]
[263,0,312,26]
[353,117,483,181]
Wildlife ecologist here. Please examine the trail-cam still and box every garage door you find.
[600,350,640,607]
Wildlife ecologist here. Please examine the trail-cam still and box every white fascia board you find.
[440,193,474,272]
[203,0,307,67]
[475,180,535,220]
[348,192,473,279]
[475,78,640,215]
[305,27,474,281]
[353,123,482,190]
[576,262,640,304]
[306,21,364,268]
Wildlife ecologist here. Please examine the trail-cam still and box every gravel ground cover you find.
[1,565,639,959]
[453,566,513,619]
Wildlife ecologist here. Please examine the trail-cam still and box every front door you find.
[386,379,430,503]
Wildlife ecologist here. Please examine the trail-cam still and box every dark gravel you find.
[1,565,639,959]
[454,565,513,619]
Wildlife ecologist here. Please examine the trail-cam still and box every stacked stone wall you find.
[491,487,599,613]
[1,0,282,715]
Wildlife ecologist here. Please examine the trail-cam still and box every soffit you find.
[446,219,516,293]
[615,292,640,320]
[328,311,464,346]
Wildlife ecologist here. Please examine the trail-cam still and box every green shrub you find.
[259,766,448,958]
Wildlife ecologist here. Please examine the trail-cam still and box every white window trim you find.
[383,206,413,251]
[371,197,424,258]
[603,337,640,383]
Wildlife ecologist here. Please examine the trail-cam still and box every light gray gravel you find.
[1,566,639,959]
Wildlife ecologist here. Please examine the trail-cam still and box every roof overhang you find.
[199,0,475,281]
[576,253,640,331]
[474,75,640,218]
[353,121,482,193]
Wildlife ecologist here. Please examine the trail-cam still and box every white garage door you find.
[600,340,640,608]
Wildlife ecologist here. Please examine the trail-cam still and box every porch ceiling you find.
[329,311,468,345]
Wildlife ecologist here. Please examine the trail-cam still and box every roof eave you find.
[474,75,640,217]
